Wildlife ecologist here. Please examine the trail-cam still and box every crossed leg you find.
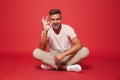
[33,48,58,69]
[33,47,89,69]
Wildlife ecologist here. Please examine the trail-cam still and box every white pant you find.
[33,47,89,68]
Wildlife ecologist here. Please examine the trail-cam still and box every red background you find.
[0,0,120,59]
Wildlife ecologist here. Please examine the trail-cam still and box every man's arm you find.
[39,16,52,50]
[39,31,48,50]
[55,37,82,61]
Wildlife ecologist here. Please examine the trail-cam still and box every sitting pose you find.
[33,9,89,72]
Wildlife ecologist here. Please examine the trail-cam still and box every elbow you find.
[39,43,46,50]
[77,43,82,50]
[39,46,45,50]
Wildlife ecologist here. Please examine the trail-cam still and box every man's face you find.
[49,14,62,29]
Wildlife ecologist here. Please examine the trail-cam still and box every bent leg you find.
[66,47,89,65]
[33,48,57,68]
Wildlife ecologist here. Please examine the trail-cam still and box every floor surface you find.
[0,53,120,80]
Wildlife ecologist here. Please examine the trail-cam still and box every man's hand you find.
[55,53,66,66]
[55,53,65,62]
[41,16,53,31]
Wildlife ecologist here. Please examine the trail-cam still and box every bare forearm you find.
[39,31,48,50]
[62,44,82,57]
[55,43,82,62]
[55,37,82,61]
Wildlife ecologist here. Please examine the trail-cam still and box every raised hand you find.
[41,16,52,31]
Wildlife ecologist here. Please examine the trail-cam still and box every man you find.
[33,9,89,72]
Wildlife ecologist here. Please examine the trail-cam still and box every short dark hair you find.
[49,9,61,15]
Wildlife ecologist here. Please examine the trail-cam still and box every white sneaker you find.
[67,64,82,72]
[41,64,53,70]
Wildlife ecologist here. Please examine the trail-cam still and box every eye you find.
[51,18,61,21]
[51,19,55,20]
[56,18,61,20]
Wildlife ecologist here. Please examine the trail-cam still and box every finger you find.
[41,16,44,20]
[41,17,46,29]
[45,16,48,22]
[47,21,53,26]
[47,21,51,25]
[50,22,53,26]
[41,17,44,23]
[41,19,43,23]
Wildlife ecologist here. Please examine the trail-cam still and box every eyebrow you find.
[51,18,61,20]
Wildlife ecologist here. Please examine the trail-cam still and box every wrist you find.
[62,52,67,57]
[43,30,48,34]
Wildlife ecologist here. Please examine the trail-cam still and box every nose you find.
[54,20,57,23]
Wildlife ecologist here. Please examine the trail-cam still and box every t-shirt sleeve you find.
[67,26,77,39]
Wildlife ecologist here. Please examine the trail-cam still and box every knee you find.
[80,47,90,57]
[33,48,40,58]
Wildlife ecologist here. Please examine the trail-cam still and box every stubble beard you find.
[53,24,61,29]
